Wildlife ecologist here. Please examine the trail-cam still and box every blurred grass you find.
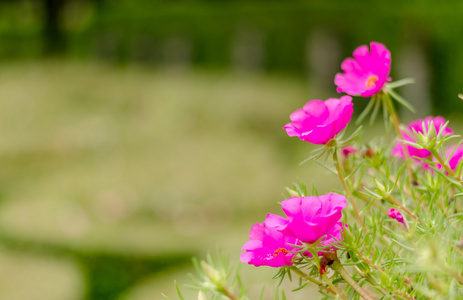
[0,248,83,300]
[0,61,338,299]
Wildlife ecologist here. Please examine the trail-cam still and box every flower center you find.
[273,248,288,257]
[365,75,379,89]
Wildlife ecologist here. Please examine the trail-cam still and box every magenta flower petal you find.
[280,193,347,244]
[283,96,353,145]
[392,116,453,160]
[263,213,289,230]
[240,216,298,267]
[335,42,391,97]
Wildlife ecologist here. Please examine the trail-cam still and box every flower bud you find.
[378,269,391,287]
[425,122,437,141]
[387,208,406,227]
[364,148,375,158]
[342,145,357,157]
[285,187,299,198]
[342,225,354,245]
[200,261,223,286]
[375,179,388,197]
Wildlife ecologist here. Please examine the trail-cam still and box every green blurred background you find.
[0,1,462,299]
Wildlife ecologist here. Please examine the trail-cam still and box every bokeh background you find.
[0,1,463,299]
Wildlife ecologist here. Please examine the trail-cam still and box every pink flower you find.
[341,145,357,157]
[391,116,453,160]
[270,193,347,244]
[387,208,405,226]
[240,214,299,267]
[283,96,353,145]
[335,42,391,97]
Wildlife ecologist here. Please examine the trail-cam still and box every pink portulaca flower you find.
[268,193,347,244]
[240,214,299,267]
[335,42,391,97]
[387,208,405,226]
[391,116,453,160]
[283,96,353,145]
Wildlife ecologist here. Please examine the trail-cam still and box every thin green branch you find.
[333,148,363,225]
[430,149,462,183]
[332,259,375,300]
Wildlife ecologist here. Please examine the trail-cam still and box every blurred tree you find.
[43,0,68,54]
[40,0,103,55]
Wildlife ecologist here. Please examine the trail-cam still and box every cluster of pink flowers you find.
[241,193,346,267]
[244,42,390,267]
[284,42,391,146]
[243,41,461,269]
[282,41,461,171]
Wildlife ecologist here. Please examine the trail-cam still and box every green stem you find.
[321,274,344,297]
[333,148,363,225]
[289,266,347,298]
[218,287,239,300]
[289,266,323,286]
[383,92,416,189]
[332,259,375,300]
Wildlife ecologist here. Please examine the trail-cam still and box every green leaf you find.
[345,160,364,181]
[446,212,463,220]
[175,281,186,300]
[356,97,376,125]
[273,286,279,300]
[281,289,287,300]
[291,282,308,292]
[390,238,414,251]
[386,78,415,89]
[382,94,390,129]
[388,89,415,113]
[299,149,325,165]
[360,195,376,215]
[258,285,266,300]
[339,126,363,146]
[314,159,337,175]
[370,97,382,125]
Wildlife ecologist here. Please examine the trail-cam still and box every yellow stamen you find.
[273,248,288,257]
[365,75,379,89]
